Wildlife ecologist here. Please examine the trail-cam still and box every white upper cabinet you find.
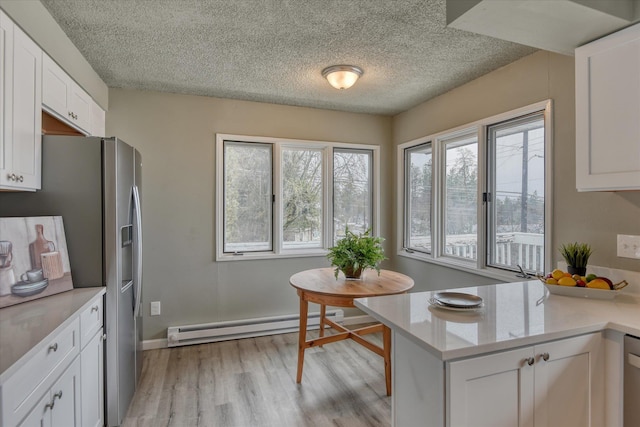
[0,10,42,191]
[42,53,93,134]
[575,22,640,191]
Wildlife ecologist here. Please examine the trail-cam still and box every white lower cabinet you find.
[447,332,604,427]
[81,328,105,427]
[19,356,82,427]
[393,331,604,427]
[0,291,105,427]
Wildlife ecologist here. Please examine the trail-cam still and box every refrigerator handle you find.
[132,185,143,317]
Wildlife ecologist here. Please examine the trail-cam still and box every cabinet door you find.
[50,356,82,427]
[575,23,640,191]
[0,19,41,190]
[18,393,51,427]
[448,346,535,427]
[81,329,104,427]
[533,332,604,427]
[69,83,91,133]
[42,54,72,120]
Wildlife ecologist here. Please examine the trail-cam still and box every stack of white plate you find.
[428,291,484,311]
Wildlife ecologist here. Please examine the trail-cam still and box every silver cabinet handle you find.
[48,343,58,353]
[7,173,16,181]
[17,175,23,182]
[91,305,99,312]
[45,391,63,410]
[525,357,535,366]
[541,352,550,362]
[68,111,72,117]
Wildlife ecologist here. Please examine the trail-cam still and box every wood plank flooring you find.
[122,327,391,427]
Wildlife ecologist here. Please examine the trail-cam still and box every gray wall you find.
[106,89,393,340]
[392,51,640,286]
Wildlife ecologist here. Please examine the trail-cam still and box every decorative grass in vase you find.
[559,242,592,276]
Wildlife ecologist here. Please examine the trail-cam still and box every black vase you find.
[567,265,586,276]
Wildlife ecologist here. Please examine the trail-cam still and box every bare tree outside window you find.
[405,144,432,253]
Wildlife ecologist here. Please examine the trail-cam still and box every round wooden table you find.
[290,267,414,396]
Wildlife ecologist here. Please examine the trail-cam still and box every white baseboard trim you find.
[141,313,378,350]
[142,338,168,351]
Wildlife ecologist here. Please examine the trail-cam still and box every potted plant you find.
[327,227,386,279]
[559,242,593,276]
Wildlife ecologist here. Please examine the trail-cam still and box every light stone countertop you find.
[355,280,640,361]
[0,287,105,382]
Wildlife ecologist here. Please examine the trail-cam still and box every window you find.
[404,143,432,254]
[398,101,552,279]
[487,113,546,273]
[217,134,378,260]
[333,148,373,244]
[223,141,272,253]
[443,133,478,261]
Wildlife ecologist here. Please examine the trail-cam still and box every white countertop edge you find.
[0,287,106,384]
[355,299,637,362]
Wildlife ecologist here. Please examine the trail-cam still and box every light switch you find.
[617,235,640,259]
[150,301,161,316]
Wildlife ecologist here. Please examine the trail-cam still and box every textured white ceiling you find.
[40,0,536,116]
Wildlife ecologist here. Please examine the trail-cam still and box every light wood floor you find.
[122,327,391,427]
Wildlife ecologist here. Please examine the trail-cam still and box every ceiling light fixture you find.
[321,65,363,90]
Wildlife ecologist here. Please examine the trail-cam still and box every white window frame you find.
[216,134,380,261]
[397,100,553,282]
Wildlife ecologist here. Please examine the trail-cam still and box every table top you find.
[290,268,414,298]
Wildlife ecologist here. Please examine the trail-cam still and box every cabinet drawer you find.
[1,318,79,425]
[80,296,103,349]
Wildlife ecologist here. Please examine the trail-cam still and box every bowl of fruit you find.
[538,269,629,299]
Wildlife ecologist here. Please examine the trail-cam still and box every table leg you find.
[383,325,392,396]
[318,304,326,345]
[296,296,309,383]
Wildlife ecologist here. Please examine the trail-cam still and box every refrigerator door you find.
[105,138,138,426]
[133,148,143,384]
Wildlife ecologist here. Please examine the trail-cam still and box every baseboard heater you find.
[167,309,344,347]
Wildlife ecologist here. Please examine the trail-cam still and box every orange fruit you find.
[558,277,577,287]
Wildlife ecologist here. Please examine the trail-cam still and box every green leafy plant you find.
[559,242,593,268]
[327,227,386,279]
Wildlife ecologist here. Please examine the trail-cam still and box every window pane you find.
[333,149,373,244]
[488,114,545,273]
[444,134,478,261]
[223,141,272,252]
[404,143,432,253]
[282,148,323,249]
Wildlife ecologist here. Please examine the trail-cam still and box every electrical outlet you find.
[150,301,161,316]
[617,235,640,259]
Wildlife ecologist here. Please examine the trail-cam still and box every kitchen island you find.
[355,280,640,427]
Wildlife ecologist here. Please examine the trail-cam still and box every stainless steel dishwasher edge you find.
[624,335,640,427]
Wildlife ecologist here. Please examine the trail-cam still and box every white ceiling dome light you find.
[322,65,363,90]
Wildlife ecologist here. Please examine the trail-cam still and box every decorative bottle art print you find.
[0,217,74,308]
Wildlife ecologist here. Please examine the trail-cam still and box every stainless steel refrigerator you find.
[0,136,143,426]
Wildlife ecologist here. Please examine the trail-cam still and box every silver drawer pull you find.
[53,390,63,401]
[17,175,23,182]
[48,343,58,353]
[7,173,16,181]
[45,400,55,410]
[541,352,550,362]
[525,357,535,366]
[91,305,99,313]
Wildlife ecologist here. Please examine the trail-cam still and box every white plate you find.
[433,292,483,308]
[544,283,625,300]
[429,297,484,312]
